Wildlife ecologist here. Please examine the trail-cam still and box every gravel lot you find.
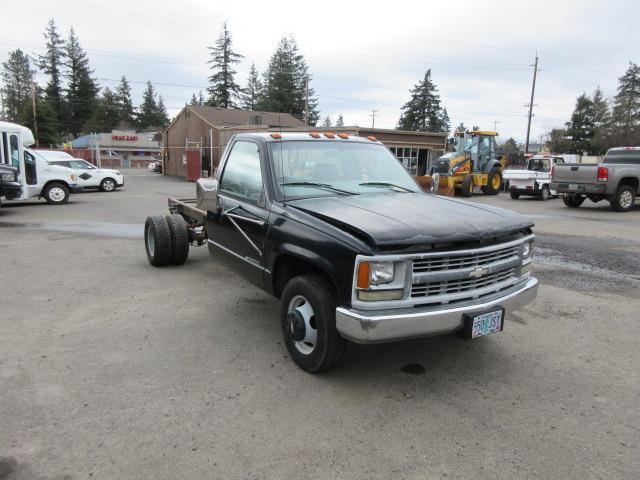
[1,169,638,480]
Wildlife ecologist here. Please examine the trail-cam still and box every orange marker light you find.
[309,132,321,138]
[367,136,377,142]
[324,132,335,139]
[270,133,282,139]
[337,133,349,139]
[357,262,371,289]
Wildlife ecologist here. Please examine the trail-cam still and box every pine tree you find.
[137,81,168,129]
[189,93,198,105]
[157,96,169,127]
[454,122,466,133]
[1,49,34,123]
[115,76,135,126]
[335,114,344,127]
[566,93,596,154]
[93,87,121,132]
[499,137,519,154]
[590,86,611,154]
[257,36,319,125]
[611,62,640,145]
[64,27,99,136]
[207,22,244,108]
[240,63,262,110]
[37,19,65,131]
[322,116,332,127]
[439,107,451,135]
[398,69,447,133]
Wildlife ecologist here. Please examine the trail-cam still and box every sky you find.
[1,0,638,143]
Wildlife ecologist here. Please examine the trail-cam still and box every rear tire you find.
[540,185,551,200]
[145,215,172,266]
[460,175,473,197]
[165,214,190,265]
[509,191,520,200]
[43,183,69,205]
[280,274,346,373]
[610,185,636,212]
[562,194,585,208]
[481,171,502,195]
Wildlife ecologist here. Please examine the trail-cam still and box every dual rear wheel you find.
[144,214,190,266]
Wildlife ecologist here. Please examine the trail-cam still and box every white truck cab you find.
[504,154,565,200]
[0,121,81,204]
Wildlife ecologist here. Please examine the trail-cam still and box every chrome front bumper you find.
[335,277,539,344]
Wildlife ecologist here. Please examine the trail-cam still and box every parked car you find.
[148,161,162,173]
[504,155,565,200]
[0,121,81,204]
[143,132,538,372]
[551,146,640,211]
[0,163,22,206]
[46,158,124,192]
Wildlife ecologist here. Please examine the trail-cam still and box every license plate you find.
[469,309,504,338]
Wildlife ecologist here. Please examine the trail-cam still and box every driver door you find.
[208,140,270,288]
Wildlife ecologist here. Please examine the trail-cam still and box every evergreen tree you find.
[115,76,135,126]
[137,81,168,129]
[611,62,640,145]
[207,22,244,108]
[454,122,466,133]
[546,128,571,153]
[398,69,447,133]
[590,86,612,154]
[499,137,519,154]
[93,87,121,132]
[64,27,99,136]
[1,49,33,123]
[439,107,450,134]
[21,85,60,146]
[37,19,65,130]
[322,116,332,127]
[157,96,169,127]
[335,114,344,127]
[189,93,198,105]
[240,63,262,110]
[257,36,319,125]
[198,90,205,105]
[565,93,596,154]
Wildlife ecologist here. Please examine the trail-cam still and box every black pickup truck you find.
[144,133,538,372]
[0,163,22,206]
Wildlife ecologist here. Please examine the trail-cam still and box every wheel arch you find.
[271,249,341,301]
[618,177,639,192]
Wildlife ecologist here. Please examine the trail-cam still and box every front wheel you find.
[43,183,70,204]
[459,175,473,198]
[481,171,502,195]
[611,185,636,212]
[280,275,346,373]
[100,177,117,192]
[540,185,551,200]
[562,194,585,208]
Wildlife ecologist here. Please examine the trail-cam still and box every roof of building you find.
[183,105,307,129]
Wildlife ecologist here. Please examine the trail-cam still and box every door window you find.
[23,151,37,185]
[220,141,263,203]
[10,134,20,168]
[70,160,93,169]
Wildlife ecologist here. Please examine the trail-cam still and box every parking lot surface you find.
[1,169,638,479]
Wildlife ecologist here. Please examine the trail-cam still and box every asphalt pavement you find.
[1,169,638,480]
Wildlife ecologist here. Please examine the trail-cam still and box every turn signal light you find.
[597,166,608,182]
[324,132,335,139]
[357,262,370,289]
[309,132,321,138]
[270,133,282,139]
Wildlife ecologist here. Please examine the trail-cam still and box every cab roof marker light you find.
[270,133,282,139]
[337,133,349,139]
[309,132,321,138]
[324,132,335,139]
[367,136,377,142]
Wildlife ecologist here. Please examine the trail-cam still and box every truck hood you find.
[288,193,534,247]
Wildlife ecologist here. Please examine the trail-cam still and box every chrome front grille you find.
[411,268,516,298]
[412,245,520,273]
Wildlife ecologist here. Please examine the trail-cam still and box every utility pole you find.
[370,109,378,128]
[0,90,5,120]
[31,81,39,146]
[303,76,309,125]
[525,53,539,154]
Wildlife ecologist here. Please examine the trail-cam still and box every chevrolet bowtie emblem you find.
[469,267,489,279]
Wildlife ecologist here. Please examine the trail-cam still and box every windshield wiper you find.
[280,181,358,195]
[359,182,413,192]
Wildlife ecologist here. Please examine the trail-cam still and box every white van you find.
[0,121,81,204]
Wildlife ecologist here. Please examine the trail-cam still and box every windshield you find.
[269,141,419,199]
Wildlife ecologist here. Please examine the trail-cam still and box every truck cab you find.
[0,121,82,204]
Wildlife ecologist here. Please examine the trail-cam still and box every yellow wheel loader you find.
[418,130,506,197]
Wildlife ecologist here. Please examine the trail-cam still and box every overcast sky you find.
[2,0,638,142]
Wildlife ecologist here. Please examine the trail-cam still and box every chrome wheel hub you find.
[620,190,633,209]
[49,187,65,202]
[288,295,317,355]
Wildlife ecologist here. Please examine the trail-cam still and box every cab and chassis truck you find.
[144,132,539,372]
[551,147,640,212]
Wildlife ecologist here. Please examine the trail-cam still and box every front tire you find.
[145,215,172,266]
[100,178,117,192]
[611,185,636,212]
[540,185,551,200]
[562,194,585,208]
[459,175,473,197]
[280,275,346,373]
[481,171,502,195]
[43,183,69,205]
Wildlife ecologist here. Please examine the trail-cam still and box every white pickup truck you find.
[503,155,565,200]
[0,121,81,204]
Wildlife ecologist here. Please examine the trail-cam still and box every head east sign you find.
[112,134,138,141]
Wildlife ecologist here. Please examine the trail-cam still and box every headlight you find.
[356,260,406,301]
[1,172,16,182]
[70,174,77,182]
[522,241,532,258]
[370,262,395,285]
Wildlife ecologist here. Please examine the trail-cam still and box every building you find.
[163,106,307,179]
[162,105,448,180]
[71,130,162,168]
